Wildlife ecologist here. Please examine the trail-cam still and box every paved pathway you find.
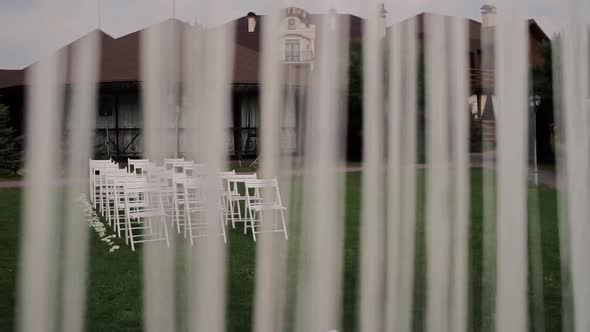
[0,160,558,189]
[0,180,24,189]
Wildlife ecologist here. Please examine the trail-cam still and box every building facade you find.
[0,6,549,161]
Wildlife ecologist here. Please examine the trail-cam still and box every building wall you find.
[280,9,316,63]
[95,92,143,159]
[91,87,301,160]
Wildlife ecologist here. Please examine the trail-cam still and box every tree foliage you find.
[345,39,426,162]
[0,104,22,174]
[531,41,555,163]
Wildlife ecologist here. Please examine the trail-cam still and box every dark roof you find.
[0,14,363,90]
[0,69,25,89]
[0,12,549,91]
[528,19,550,42]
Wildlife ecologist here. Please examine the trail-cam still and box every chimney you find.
[480,5,496,27]
[329,8,338,30]
[247,12,257,32]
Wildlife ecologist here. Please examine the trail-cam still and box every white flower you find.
[78,196,124,253]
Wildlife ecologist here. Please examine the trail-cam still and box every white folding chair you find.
[89,159,118,206]
[219,170,236,224]
[171,161,194,233]
[123,181,170,251]
[244,177,288,241]
[144,165,177,227]
[112,175,146,239]
[227,173,258,232]
[182,178,227,245]
[96,167,127,216]
[102,168,132,226]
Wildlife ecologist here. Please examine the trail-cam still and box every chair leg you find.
[115,207,121,238]
[187,210,194,245]
[250,210,257,242]
[128,217,135,251]
[174,195,181,234]
[117,212,124,238]
[229,198,236,229]
[281,210,288,240]
[222,196,229,226]
[219,213,227,243]
[162,216,170,248]
[242,202,248,234]
[125,213,132,246]
[226,197,231,227]
[183,203,189,239]
[105,195,111,226]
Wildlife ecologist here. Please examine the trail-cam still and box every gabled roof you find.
[0,14,362,90]
[0,12,549,91]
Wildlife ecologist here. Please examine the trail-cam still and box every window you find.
[288,18,296,30]
[285,39,301,62]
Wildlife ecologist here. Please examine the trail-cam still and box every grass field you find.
[0,170,563,331]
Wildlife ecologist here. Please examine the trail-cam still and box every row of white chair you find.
[89,158,288,251]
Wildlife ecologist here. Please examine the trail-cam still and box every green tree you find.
[531,41,555,163]
[346,39,363,161]
[0,104,22,174]
[346,39,426,162]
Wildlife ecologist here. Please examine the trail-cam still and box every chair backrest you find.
[244,177,282,207]
[219,171,236,178]
[132,161,156,178]
[89,160,119,195]
[172,161,195,176]
[127,158,150,174]
[100,168,127,180]
[114,175,146,197]
[122,182,164,214]
[89,158,116,168]
[219,170,236,194]
[143,165,166,184]
[183,178,204,191]
[227,173,257,195]
[113,173,145,196]
[179,177,208,207]
[95,168,127,187]
[90,159,119,177]
[164,158,184,171]
[188,163,207,178]
[88,159,119,202]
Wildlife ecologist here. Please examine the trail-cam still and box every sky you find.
[0,0,563,69]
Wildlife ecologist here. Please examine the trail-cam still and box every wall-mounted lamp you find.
[247,12,257,32]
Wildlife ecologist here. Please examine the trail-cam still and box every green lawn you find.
[0,170,564,331]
